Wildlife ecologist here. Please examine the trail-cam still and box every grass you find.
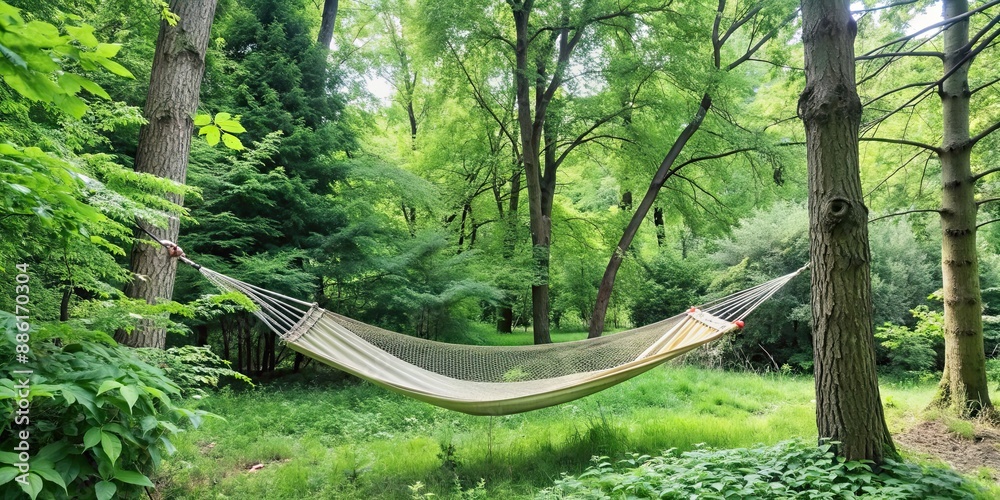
[155,361,960,499]
[153,326,996,498]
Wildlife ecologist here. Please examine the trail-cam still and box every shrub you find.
[537,439,982,499]
[875,305,944,376]
[135,345,252,396]
[0,312,216,499]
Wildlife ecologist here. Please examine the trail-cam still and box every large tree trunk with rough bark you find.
[798,0,895,463]
[933,0,992,417]
[117,0,218,348]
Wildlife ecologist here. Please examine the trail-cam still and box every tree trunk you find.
[317,0,338,49]
[512,3,551,344]
[59,287,71,321]
[195,324,209,346]
[799,0,895,463]
[589,95,710,338]
[933,0,992,417]
[653,206,665,247]
[117,0,218,348]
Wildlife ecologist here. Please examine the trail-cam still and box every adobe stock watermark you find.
[10,263,33,486]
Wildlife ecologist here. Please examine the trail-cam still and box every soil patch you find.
[895,420,1000,480]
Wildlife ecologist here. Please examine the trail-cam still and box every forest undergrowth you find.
[154,355,1000,499]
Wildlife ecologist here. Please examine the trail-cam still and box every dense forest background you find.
[4,0,1000,377]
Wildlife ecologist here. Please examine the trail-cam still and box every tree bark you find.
[117,0,218,348]
[589,95,710,338]
[511,1,552,344]
[933,0,993,417]
[317,0,339,49]
[799,0,895,463]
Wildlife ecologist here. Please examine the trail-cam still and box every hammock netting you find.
[189,260,804,416]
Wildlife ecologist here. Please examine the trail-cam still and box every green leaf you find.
[100,432,121,465]
[120,385,139,411]
[0,452,18,464]
[29,462,65,492]
[60,73,110,99]
[193,114,212,127]
[216,119,247,134]
[94,43,122,59]
[83,427,102,450]
[221,133,244,150]
[204,125,221,146]
[0,42,26,69]
[0,467,18,484]
[96,380,123,395]
[94,58,134,78]
[114,470,154,487]
[51,94,88,119]
[19,473,42,500]
[140,415,158,433]
[96,480,116,500]
[66,25,99,47]
[214,112,232,123]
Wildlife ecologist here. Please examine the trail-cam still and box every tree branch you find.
[868,209,941,223]
[855,51,943,61]
[970,119,1000,147]
[972,75,1000,95]
[973,165,1000,182]
[675,147,755,170]
[858,0,1000,57]
[851,0,919,14]
[976,197,1000,207]
[859,136,942,154]
[726,8,799,71]
[978,218,1000,229]
[962,11,1000,54]
[550,106,633,169]
[862,81,936,107]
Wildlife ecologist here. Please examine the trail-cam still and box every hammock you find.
[170,250,804,416]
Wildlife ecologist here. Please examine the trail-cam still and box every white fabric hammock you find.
[185,257,803,415]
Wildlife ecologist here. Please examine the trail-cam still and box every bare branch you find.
[971,119,1000,147]
[962,10,1000,54]
[978,218,1000,229]
[550,107,633,168]
[721,3,764,47]
[674,173,729,209]
[973,165,1000,182]
[859,136,942,154]
[868,209,941,223]
[862,81,936,107]
[675,147,755,170]
[726,8,800,71]
[851,0,919,14]
[746,57,804,71]
[864,149,928,198]
[972,75,1000,95]
[855,51,943,61]
[858,0,1000,57]
[976,197,1000,207]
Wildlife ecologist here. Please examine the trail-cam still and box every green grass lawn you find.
[154,357,965,499]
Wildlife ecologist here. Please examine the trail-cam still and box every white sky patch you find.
[366,74,395,103]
